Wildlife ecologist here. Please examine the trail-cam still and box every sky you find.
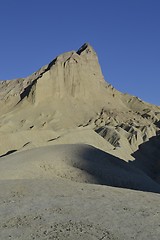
[0,0,160,105]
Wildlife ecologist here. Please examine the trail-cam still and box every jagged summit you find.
[49,43,96,66]
[77,42,96,55]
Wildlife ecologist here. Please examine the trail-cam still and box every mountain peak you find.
[19,42,105,104]
[77,43,96,55]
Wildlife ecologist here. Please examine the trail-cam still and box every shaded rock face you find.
[19,43,106,105]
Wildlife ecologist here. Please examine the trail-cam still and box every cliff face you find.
[33,43,105,103]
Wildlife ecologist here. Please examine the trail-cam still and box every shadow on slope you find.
[131,135,160,186]
[77,145,160,194]
[0,142,160,194]
[0,149,17,158]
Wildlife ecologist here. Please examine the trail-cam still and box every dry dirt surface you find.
[0,179,160,240]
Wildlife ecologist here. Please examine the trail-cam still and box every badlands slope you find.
[0,43,160,239]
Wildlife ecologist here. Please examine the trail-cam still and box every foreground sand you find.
[0,178,160,240]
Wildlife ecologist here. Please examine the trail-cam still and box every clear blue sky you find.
[0,0,160,105]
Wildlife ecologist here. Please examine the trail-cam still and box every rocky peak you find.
[77,43,96,55]
[23,43,106,103]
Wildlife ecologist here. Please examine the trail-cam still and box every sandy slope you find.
[0,144,160,193]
